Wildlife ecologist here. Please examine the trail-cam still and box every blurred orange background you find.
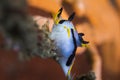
[0,0,120,80]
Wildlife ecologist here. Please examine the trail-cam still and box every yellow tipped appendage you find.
[52,8,62,25]
[52,13,60,24]
[81,43,89,48]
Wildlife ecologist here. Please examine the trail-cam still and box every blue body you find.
[50,21,81,75]
[50,21,80,58]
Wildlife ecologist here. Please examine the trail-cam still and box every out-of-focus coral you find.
[37,21,57,59]
[0,0,59,61]
[76,72,96,80]
[0,0,39,59]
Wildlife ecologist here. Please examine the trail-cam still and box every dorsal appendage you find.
[78,33,89,47]
[52,7,63,24]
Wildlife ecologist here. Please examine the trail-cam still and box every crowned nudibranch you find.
[50,8,89,79]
